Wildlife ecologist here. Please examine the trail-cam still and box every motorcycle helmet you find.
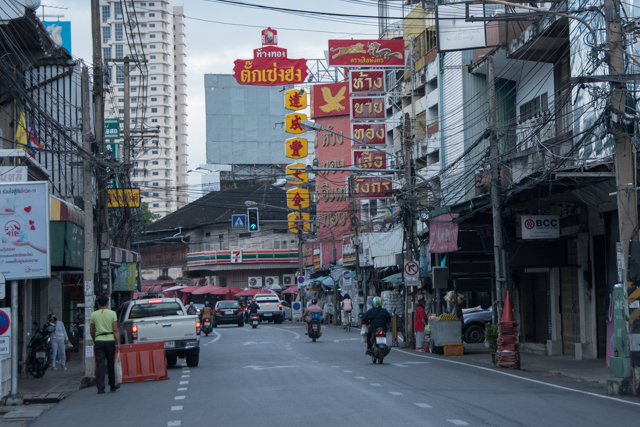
[311,299,318,305]
[189,302,194,306]
[372,297,381,307]
[205,301,210,307]
[48,314,56,322]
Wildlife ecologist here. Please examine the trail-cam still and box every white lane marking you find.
[415,403,433,409]
[243,341,272,346]
[370,383,381,387]
[171,406,183,411]
[179,381,188,385]
[168,422,181,427]
[210,330,222,342]
[395,349,640,408]
[177,388,187,391]
[181,375,190,378]
[182,370,190,373]
[447,420,468,426]
[244,365,297,371]
[270,327,301,340]
[174,396,186,400]
[389,391,403,396]
[343,370,352,373]
[355,376,365,380]
[334,338,363,343]
[181,367,188,370]
[392,362,431,368]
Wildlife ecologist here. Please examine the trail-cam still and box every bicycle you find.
[345,311,352,332]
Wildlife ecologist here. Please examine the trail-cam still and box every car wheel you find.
[238,322,244,327]
[186,352,199,367]
[275,316,283,324]
[464,325,485,344]
[166,355,178,366]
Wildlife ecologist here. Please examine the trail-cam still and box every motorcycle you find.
[201,317,213,336]
[26,321,55,378]
[309,312,322,342]
[370,328,391,364]
[250,314,260,329]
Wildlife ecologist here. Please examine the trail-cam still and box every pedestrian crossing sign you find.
[232,214,247,229]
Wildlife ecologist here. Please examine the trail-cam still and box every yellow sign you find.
[287,187,309,209]
[285,137,308,159]
[285,113,307,134]
[288,212,310,233]
[286,163,308,184]
[285,89,307,110]
[107,189,141,208]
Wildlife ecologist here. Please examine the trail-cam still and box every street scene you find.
[1,0,640,424]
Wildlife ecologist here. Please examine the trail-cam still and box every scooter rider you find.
[362,297,391,355]
[303,299,323,335]
[199,301,214,321]
[248,299,259,322]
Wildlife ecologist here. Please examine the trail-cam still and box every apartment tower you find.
[100,0,188,217]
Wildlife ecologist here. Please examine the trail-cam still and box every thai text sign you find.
[351,97,385,121]
[285,137,308,159]
[285,113,307,134]
[350,70,385,94]
[352,176,393,199]
[352,123,385,145]
[310,82,350,118]
[342,234,357,265]
[107,189,141,208]
[328,39,405,67]
[113,262,136,291]
[353,150,387,170]
[286,163,308,184]
[0,167,27,183]
[287,188,309,209]
[521,215,560,240]
[429,213,460,253]
[0,182,50,280]
[233,46,308,86]
[104,118,120,140]
[285,89,307,110]
[288,212,310,233]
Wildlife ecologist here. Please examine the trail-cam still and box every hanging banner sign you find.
[328,39,405,67]
[350,70,386,94]
[288,212,310,233]
[353,150,387,170]
[351,176,394,199]
[285,137,308,159]
[351,123,386,145]
[285,89,307,110]
[285,113,307,134]
[350,97,386,121]
[107,189,141,208]
[286,163,308,184]
[287,188,310,209]
[429,213,460,253]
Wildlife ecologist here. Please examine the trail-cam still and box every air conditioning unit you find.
[248,277,262,288]
[282,274,295,286]
[264,276,279,286]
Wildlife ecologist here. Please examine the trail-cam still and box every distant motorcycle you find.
[250,315,260,329]
[26,321,55,378]
[369,328,391,364]
[201,317,213,336]
[308,312,322,342]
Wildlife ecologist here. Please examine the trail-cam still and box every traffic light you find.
[247,208,259,232]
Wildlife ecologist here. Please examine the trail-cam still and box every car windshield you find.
[217,302,240,309]
[128,302,184,318]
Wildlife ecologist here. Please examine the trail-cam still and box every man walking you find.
[90,294,121,394]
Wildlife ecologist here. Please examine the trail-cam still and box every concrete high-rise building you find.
[100,0,188,217]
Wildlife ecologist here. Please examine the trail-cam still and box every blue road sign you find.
[232,214,247,230]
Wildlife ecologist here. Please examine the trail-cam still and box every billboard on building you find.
[43,21,72,54]
[310,82,350,118]
[0,182,50,280]
[328,40,406,67]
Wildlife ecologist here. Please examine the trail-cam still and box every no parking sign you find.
[0,308,11,355]
[292,301,302,320]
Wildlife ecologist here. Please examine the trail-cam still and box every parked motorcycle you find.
[308,312,322,342]
[201,317,213,336]
[250,314,260,329]
[26,321,55,378]
[370,328,391,364]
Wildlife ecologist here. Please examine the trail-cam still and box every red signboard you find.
[261,27,278,46]
[351,123,386,145]
[353,149,387,170]
[350,70,386,94]
[350,97,386,121]
[429,213,460,254]
[328,39,406,67]
[351,176,394,199]
[310,82,350,118]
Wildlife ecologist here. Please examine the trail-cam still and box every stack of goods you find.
[381,291,403,316]
[436,313,458,321]
[497,291,520,369]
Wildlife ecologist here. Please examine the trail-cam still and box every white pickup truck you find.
[116,298,201,367]
[255,294,285,324]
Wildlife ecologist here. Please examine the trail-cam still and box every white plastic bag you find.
[360,324,367,342]
[115,351,122,385]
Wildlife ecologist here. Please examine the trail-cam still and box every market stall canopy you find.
[236,288,276,297]
[179,285,202,294]
[281,286,299,294]
[192,285,222,295]
[163,285,186,292]
[266,284,284,291]
[210,287,243,296]
[313,276,335,287]
[382,272,403,283]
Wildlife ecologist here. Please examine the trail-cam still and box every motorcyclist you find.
[248,299,260,322]
[199,301,214,321]
[362,296,391,355]
[303,299,323,335]
[186,302,197,315]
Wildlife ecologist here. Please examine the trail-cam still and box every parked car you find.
[280,300,292,321]
[255,294,285,323]
[214,300,244,327]
[462,307,493,344]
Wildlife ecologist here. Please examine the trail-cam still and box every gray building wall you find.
[204,74,290,164]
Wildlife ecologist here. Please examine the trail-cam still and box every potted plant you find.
[485,324,498,365]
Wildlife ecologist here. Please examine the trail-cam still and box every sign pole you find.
[10,281,17,396]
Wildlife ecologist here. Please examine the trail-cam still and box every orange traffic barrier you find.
[120,342,169,383]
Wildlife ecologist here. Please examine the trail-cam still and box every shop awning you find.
[312,276,335,287]
[192,285,222,295]
[111,246,141,263]
[210,287,243,296]
[236,289,275,297]
[179,285,202,294]
[382,273,403,283]
[163,285,186,292]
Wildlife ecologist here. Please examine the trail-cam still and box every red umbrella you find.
[281,286,299,294]
[192,285,223,295]
[235,288,275,297]
[210,287,242,296]
[179,285,202,294]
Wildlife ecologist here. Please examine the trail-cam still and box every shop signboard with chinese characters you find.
[328,39,406,67]
[313,243,322,270]
[288,212,310,233]
[310,82,350,118]
[350,97,386,121]
[352,150,387,170]
[350,70,386,94]
[286,163,308,184]
[233,28,308,86]
[285,137,308,159]
[0,182,50,280]
[351,123,386,145]
[285,113,307,134]
[287,188,309,209]
[285,89,307,110]
[351,176,394,199]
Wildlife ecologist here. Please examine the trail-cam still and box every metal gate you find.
[531,273,551,343]
[560,266,579,356]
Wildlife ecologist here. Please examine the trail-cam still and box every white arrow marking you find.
[243,365,297,371]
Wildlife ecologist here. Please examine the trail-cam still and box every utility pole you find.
[606,0,639,383]
[487,56,505,324]
[81,67,95,383]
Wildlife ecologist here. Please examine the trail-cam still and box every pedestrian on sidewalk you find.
[90,294,121,394]
[48,314,69,370]
[414,298,427,352]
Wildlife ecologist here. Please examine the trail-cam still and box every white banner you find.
[0,182,50,279]
[521,215,560,240]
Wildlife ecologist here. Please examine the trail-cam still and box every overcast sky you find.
[48,0,403,197]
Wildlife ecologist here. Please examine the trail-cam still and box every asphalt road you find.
[30,323,640,427]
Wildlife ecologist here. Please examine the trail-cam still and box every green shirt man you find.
[90,308,118,341]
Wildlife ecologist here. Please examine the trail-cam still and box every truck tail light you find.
[132,325,138,341]
[196,321,201,336]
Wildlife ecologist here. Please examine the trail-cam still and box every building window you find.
[153,203,159,207]
[152,150,159,154]
[116,66,124,83]
[141,2,146,6]
[130,77,137,82]
[115,23,123,41]
[151,97,157,102]
[152,161,158,165]
[131,87,137,92]
[151,76,157,81]
[140,23,147,28]
[151,87,157,91]
[149,2,155,5]
[152,182,159,186]
[102,5,110,22]
[149,12,155,17]
[151,119,158,123]
[139,12,145,18]
[118,108,124,113]
[150,44,156,49]
[153,193,159,197]
[115,44,123,59]
[118,88,124,92]
[152,172,159,176]
[150,55,156,59]
[103,47,111,60]
[520,93,548,121]
[150,66,156,70]
[149,34,156,39]
[151,108,158,113]
[149,23,156,28]
[102,26,111,43]
[114,2,123,19]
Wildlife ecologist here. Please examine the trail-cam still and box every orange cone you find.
[501,290,514,323]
